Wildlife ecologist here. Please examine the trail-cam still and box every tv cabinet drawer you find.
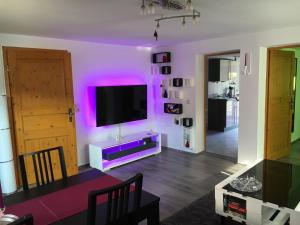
[102,142,157,161]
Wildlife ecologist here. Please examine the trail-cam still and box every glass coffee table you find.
[215,159,300,224]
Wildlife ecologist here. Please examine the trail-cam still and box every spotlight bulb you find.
[186,0,193,11]
[148,2,155,14]
[140,4,146,15]
[182,17,186,26]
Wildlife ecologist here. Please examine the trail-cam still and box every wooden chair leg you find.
[147,202,160,225]
[220,215,226,224]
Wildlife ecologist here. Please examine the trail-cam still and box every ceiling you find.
[0,0,300,47]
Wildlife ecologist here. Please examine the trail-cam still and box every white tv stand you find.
[89,131,161,171]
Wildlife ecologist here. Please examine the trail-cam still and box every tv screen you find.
[96,85,147,127]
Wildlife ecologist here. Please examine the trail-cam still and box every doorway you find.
[204,51,240,160]
[3,47,78,184]
[265,46,300,164]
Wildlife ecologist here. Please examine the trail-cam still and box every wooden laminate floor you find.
[104,147,244,220]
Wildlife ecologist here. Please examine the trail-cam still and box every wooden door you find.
[265,50,295,160]
[3,47,78,184]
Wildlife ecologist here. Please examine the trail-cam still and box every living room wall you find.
[0,33,154,166]
[153,25,300,164]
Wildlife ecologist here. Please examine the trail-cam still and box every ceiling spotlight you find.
[186,0,193,11]
[156,21,160,30]
[192,11,200,23]
[154,30,158,41]
[148,1,155,14]
[140,1,146,15]
[192,15,196,24]
[182,17,186,26]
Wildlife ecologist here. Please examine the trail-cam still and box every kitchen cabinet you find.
[208,58,231,82]
[208,98,227,131]
[208,98,239,131]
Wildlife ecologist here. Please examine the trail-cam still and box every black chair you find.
[87,173,143,225]
[10,214,34,225]
[19,146,67,191]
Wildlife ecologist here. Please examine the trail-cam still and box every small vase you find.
[163,89,168,98]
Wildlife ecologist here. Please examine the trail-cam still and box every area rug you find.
[161,191,240,225]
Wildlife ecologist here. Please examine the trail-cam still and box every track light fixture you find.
[140,1,146,15]
[154,9,200,35]
[148,1,155,14]
[139,0,201,40]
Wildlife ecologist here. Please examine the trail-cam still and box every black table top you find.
[223,160,300,209]
[4,169,160,225]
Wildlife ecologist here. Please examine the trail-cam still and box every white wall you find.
[154,25,300,164]
[0,34,154,166]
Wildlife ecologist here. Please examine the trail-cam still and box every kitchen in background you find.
[206,53,240,160]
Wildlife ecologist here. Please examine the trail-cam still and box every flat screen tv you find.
[96,85,147,127]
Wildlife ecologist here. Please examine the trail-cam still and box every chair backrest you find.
[19,146,67,190]
[10,214,33,225]
[87,173,143,225]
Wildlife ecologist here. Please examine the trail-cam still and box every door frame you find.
[2,46,76,185]
[203,50,240,152]
[264,45,300,159]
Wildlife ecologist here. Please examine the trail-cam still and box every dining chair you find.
[10,214,33,225]
[87,173,143,225]
[18,146,67,191]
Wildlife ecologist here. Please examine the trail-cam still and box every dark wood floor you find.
[104,147,243,220]
[206,128,238,160]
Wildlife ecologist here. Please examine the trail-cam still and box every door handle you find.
[67,108,74,122]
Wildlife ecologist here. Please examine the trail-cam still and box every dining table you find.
[4,169,160,225]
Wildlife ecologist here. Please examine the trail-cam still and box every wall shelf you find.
[152,52,171,64]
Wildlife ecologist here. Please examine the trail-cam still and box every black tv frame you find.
[95,85,147,127]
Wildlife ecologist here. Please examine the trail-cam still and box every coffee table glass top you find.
[223,160,300,209]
